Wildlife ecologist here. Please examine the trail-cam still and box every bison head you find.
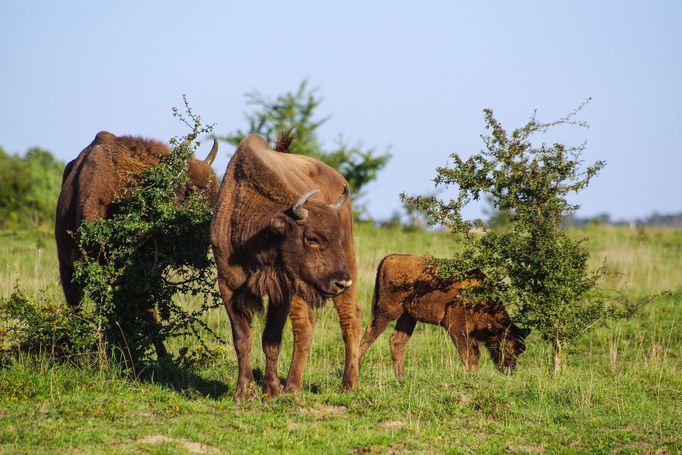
[183,139,220,204]
[269,185,352,298]
[491,324,530,373]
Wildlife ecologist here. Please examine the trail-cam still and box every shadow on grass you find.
[136,360,229,400]
[136,362,329,400]
[304,383,322,394]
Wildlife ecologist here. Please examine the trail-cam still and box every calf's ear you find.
[521,328,531,338]
[270,214,293,236]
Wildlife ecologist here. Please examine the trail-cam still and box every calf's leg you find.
[389,313,417,378]
[359,311,395,363]
[449,330,480,372]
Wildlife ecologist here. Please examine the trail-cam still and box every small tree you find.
[219,80,391,210]
[402,100,607,374]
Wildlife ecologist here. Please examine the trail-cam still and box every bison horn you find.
[329,184,350,211]
[291,188,320,220]
[204,138,219,164]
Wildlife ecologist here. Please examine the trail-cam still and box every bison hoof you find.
[263,382,283,397]
[233,382,259,402]
[283,382,302,393]
[341,378,359,390]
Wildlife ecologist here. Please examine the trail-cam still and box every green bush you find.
[0,285,98,364]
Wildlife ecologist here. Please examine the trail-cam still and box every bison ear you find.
[521,328,531,338]
[270,214,293,236]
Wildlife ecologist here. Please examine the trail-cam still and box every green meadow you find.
[1,223,681,454]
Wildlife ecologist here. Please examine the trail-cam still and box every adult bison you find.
[210,134,361,400]
[55,131,219,355]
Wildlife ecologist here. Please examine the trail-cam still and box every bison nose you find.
[334,280,353,292]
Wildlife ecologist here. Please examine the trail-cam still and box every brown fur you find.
[359,254,529,376]
[210,134,361,400]
[55,131,219,357]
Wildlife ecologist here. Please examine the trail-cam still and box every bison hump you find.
[234,134,346,206]
[95,131,117,144]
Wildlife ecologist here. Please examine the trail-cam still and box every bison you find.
[210,134,361,400]
[359,254,529,376]
[55,131,219,356]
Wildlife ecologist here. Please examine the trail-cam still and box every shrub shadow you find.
[136,359,229,400]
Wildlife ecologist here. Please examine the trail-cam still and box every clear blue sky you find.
[2,1,680,221]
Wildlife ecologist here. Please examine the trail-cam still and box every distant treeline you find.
[565,212,682,228]
[0,146,679,232]
[0,146,64,231]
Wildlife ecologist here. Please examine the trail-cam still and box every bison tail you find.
[370,283,379,320]
[274,128,295,153]
[370,258,387,319]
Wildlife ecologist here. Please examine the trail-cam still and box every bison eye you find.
[305,236,321,247]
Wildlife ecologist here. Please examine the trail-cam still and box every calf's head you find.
[270,185,352,297]
[490,324,530,373]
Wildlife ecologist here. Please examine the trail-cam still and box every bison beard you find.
[211,134,361,401]
[232,268,327,319]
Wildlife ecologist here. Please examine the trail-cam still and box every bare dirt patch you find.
[457,394,471,406]
[138,435,220,454]
[507,443,545,453]
[286,422,303,431]
[379,420,405,430]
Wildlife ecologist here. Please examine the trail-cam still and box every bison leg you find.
[359,313,394,364]
[449,330,480,372]
[57,250,83,308]
[332,288,362,389]
[220,283,257,401]
[389,313,417,378]
[145,307,169,360]
[261,299,289,397]
[284,295,315,393]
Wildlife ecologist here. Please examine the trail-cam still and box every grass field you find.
[1,223,681,454]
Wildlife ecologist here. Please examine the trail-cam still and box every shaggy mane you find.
[118,135,170,162]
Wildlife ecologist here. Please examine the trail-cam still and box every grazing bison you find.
[210,134,361,400]
[359,254,529,376]
[55,131,219,356]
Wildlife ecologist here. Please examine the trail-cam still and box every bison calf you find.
[359,254,529,376]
